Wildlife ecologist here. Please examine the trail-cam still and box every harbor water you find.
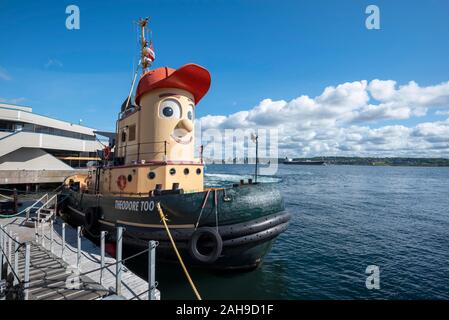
[129,164,449,299]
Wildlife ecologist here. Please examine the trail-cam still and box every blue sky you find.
[1,0,449,156]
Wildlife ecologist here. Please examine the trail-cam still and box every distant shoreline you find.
[205,157,449,167]
[281,157,449,167]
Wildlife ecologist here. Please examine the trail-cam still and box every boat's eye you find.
[187,104,194,121]
[159,99,181,119]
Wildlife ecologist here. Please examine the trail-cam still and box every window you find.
[121,130,126,142]
[129,124,136,141]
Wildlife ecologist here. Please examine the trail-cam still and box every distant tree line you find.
[278,157,449,167]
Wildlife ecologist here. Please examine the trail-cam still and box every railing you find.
[35,219,159,300]
[25,193,50,220]
[36,194,58,224]
[0,192,50,219]
[2,192,159,300]
[116,141,167,162]
[0,224,31,300]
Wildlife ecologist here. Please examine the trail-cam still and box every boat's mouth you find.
[170,133,192,144]
[171,129,192,145]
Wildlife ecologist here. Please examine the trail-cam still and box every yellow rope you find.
[156,202,202,300]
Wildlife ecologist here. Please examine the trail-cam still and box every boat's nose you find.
[176,119,193,133]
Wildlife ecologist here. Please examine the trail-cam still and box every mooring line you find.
[156,202,202,300]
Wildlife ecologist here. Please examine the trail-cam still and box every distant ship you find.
[283,158,325,165]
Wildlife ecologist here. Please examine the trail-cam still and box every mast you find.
[124,17,154,112]
[139,17,154,73]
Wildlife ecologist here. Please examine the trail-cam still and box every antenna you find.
[123,17,154,112]
[251,132,259,183]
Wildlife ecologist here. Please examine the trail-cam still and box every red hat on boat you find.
[135,63,211,106]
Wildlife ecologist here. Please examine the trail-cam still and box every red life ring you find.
[117,175,127,190]
[103,146,111,160]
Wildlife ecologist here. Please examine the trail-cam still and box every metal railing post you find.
[148,240,157,300]
[100,231,106,285]
[34,221,38,243]
[50,220,54,254]
[13,237,19,285]
[7,230,12,275]
[61,223,66,259]
[0,225,3,280]
[24,243,30,300]
[40,219,44,247]
[54,196,58,217]
[116,226,123,296]
[2,228,6,258]
[77,226,81,270]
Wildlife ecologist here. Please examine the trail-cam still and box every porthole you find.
[184,168,190,175]
[196,168,202,175]
[169,168,176,175]
[148,172,156,180]
[127,174,132,182]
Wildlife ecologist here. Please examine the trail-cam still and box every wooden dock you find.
[1,214,160,300]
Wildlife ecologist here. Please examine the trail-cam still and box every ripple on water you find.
[145,165,449,299]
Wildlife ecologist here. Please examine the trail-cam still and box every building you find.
[0,103,107,187]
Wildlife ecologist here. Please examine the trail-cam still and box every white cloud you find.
[435,110,449,116]
[198,79,449,157]
[368,79,397,101]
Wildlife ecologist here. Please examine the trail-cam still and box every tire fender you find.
[188,227,223,264]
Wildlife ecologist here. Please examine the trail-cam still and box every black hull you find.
[60,182,289,270]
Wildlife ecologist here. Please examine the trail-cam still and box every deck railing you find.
[0,224,31,300]
[35,218,159,300]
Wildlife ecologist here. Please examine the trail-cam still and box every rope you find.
[214,190,219,232]
[194,189,210,230]
[0,190,58,218]
[76,247,150,278]
[156,202,202,300]
[81,226,101,239]
[0,245,22,283]
[0,227,22,245]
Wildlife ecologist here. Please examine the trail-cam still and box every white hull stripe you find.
[68,205,194,229]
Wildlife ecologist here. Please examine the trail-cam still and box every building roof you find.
[0,103,96,136]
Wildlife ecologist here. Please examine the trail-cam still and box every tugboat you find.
[60,18,289,270]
